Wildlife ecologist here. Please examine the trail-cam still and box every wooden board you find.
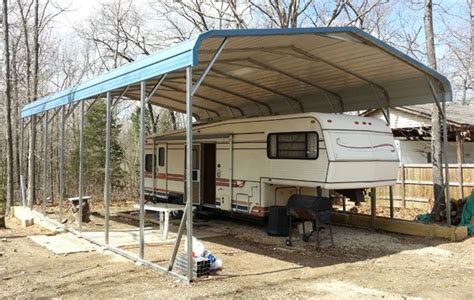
[332,212,468,241]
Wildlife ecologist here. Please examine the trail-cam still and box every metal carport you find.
[20,27,452,282]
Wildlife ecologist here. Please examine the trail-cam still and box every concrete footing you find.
[10,206,35,227]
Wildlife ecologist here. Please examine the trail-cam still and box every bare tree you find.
[436,1,472,105]
[1,0,13,227]
[423,0,444,220]
[305,0,389,29]
[16,0,68,207]
[249,0,312,28]
[16,0,36,207]
[468,0,473,105]
[26,0,39,207]
[77,0,160,70]
[152,0,252,41]
[463,0,474,104]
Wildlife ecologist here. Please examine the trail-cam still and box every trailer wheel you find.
[285,239,293,247]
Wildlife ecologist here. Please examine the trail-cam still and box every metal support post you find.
[59,106,65,221]
[387,106,394,219]
[104,92,112,244]
[43,111,48,214]
[389,187,394,219]
[185,67,194,281]
[426,78,446,120]
[19,118,25,206]
[442,96,451,226]
[28,115,36,208]
[168,203,188,271]
[78,100,85,232]
[229,135,233,206]
[370,188,376,230]
[139,82,146,259]
[456,132,464,199]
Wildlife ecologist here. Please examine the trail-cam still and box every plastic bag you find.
[184,237,223,270]
[184,236,206,257]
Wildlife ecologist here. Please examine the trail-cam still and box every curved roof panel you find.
[21,27,451,120]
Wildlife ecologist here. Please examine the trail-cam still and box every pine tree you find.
[130,106,153,137]
[69,101,124,192]
[122,106,153,190]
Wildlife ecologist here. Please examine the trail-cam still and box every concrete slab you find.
[81,229,178,247]
[28,233,99,254]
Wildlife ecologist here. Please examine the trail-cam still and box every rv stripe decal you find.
[146,173,248,187]
[144,187,182,194]
[335,138,395,152]
[216,179,245,187]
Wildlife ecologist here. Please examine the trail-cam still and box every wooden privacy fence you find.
[377,164,474,209]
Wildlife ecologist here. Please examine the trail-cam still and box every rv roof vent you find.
[327,119,332,123]
[354,121,359,125]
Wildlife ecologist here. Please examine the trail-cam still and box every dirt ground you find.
[1,209,473,299]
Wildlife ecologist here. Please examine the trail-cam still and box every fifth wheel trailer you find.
[144,112,399,217]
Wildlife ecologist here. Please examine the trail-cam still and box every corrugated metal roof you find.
[399,104,474,127]
[361,103,474,128]
[21,27,452,120]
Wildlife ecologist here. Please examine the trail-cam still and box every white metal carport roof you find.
[21,27,451,120]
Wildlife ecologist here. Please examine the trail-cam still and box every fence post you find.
[401,164,406,208]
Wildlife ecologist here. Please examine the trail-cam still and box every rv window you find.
[145,154,154,172]
[158,147,165,166]
[267,132,319,160]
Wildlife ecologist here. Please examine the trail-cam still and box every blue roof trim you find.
[21,37,198,118]
[21,27,452,118]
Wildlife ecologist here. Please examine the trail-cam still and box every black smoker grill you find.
[286,194,334,247]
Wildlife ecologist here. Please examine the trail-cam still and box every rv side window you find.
[267,132,319,160]
[145,154,154,172]
[158,147,165,167]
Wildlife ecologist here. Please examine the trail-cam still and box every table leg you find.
[160,211,164,233]
[163,211,170,240]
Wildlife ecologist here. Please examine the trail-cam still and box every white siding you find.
[367,109,431,129]
[397,140,474,164]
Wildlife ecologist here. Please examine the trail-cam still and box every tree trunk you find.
[2,0,13,227]
[470,0,473,106]
[28,0,40,207]
[424,0,444,220]
[11,39,20,200]
[170,111,177,131]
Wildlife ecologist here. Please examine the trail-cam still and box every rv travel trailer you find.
[144,112,399,217]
